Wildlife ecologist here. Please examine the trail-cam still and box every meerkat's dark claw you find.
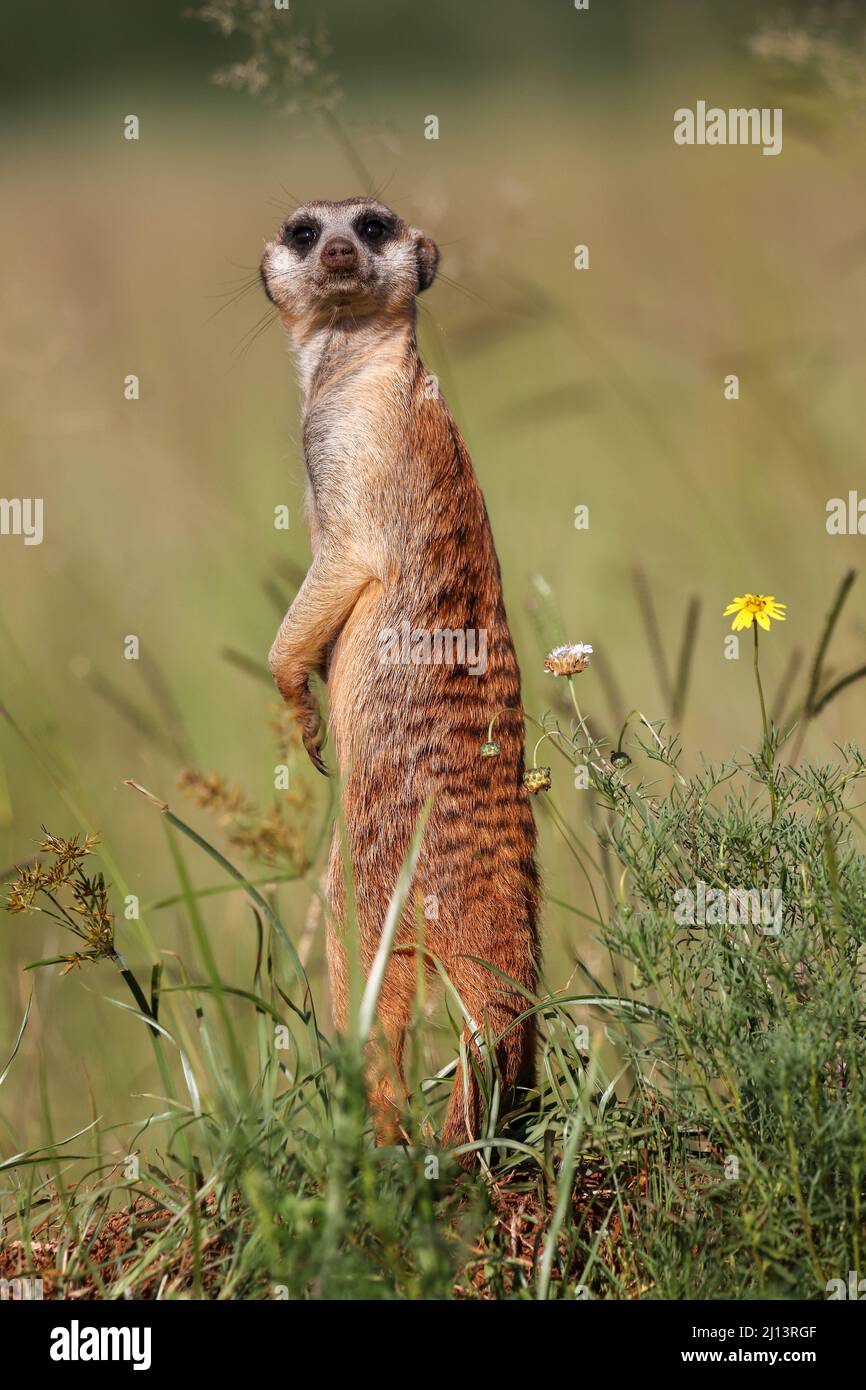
[299,706,328,774]
[273,673,329,773]
[305,738,329,776]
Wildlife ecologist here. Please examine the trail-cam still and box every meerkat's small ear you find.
[414,234,439,293]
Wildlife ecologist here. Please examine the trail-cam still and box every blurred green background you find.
[2,0,865,1145]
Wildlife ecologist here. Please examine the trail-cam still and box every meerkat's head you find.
[260,197,439,337]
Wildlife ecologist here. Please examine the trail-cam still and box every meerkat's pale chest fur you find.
[260,198,539,1162]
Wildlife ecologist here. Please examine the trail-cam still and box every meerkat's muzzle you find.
[319,235,358,274]
[313,234,371,303]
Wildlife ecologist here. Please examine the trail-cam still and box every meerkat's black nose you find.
[320,235,358,273]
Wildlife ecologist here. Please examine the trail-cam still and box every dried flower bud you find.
[544,643,593,677]
[524,766,552,794]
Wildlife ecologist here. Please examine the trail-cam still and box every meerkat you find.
[260,198,539,1159]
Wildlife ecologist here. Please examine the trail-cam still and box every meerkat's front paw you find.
[268,653,329,776]
[289,691,330,775]
[288,682,328,774]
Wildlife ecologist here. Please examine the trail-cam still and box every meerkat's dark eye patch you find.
[355,215,394,246]
[283,221,320,254]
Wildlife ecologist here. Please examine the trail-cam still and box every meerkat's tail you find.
[439,940,538,1168]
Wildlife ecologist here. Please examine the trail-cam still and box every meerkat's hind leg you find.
[366,1024,410,1146]
[365,955,419,1147]
[325,870,417,1146]
[325,913,349,1037]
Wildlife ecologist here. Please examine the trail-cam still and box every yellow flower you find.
[723,594,787,632]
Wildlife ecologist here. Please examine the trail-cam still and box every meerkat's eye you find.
[288,223,318,251]
[357,217,392,245]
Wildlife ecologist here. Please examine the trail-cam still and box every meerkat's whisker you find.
[234,308,278,358]
[433,270,498,309]
[205,275,266,324]
[367,169,399,204]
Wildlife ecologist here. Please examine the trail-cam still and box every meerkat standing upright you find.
[260,198,539,1157]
